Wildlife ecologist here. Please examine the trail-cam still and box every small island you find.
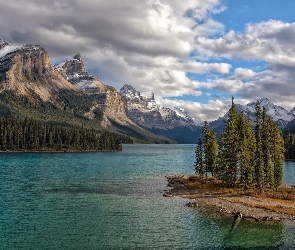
[165,175,295,221]
[165,99,295,221]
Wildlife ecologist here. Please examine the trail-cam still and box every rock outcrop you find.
[120,84,195,130]
[0,40,98,119]
[0,42,79,102]
[55,55,133,127]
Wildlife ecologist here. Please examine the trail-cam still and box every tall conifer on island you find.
[238,113,256,189]
[202,121,217,176]
[217,97,239,187]
[195,97,284,192]
[261,108,272,190]
[195,137,205,176]
[269,119,285,191]
[254,101,264,190]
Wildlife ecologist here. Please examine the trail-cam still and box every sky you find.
[1,0,295,123]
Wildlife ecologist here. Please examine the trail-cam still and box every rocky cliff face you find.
[120,84,195,130]
[0,42,78,102]
[0,40,98,118]
[54,55,134,127]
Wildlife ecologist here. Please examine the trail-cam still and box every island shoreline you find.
[164,175,295,221]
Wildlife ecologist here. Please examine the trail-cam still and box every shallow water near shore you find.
[0,144,295,249]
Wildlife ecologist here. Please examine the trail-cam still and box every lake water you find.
[0,144,295,249]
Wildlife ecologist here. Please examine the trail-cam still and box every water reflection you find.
[194,206,284,249]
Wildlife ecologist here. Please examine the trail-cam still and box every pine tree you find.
[284,130,293,159]
[195,137,205,176]
[202,121,217,176]
[217,97,239,187]
[238,113,256,188]
[254,101,264,190]
[261,108,272,189]
[268,119,285,191]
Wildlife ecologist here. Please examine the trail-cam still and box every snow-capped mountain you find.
[207,98,295,136]
[0,40,79,103]
[54,54,134,127]
[120,84,195,130]
[237,98,294,122]
[235,98,295,129]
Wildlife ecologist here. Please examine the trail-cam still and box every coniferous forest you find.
[284,130,295,159]
[195,98,285,191]
[0,113,124,151]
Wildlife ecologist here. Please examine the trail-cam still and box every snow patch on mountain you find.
[237,98,295,124]
[0,43,20,58]
[120,84,195,130]
[54,61,66,71]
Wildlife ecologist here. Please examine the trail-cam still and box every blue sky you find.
[217,0,295,32]
[1,0,295,122]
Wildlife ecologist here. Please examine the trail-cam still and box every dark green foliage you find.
[57,90,95,116]
[0,113,122,151]
[195,137,205,176]
[0,89,103,130]
[238,113,256,188]
[195,98,284,191]
[217,97,240,186]
[284,130,295,159]
[202,121,217,176]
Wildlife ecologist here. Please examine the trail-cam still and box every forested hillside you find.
[0,113,126,151]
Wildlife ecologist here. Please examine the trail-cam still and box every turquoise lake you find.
[0,144,295,249]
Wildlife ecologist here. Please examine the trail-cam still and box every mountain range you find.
[1,38,295,144]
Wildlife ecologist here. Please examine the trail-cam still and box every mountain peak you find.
[73,53,82,61]
[0,39,9,50]
[54,53,86,77]
[120,84,136,92]
[258,97,272,106]
[120,84,141,99]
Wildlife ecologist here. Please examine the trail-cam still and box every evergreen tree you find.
[238,113,256,188]
[284,130,294,159]
[254,101,264,190]
[202,121,217,176]
[217,97,239,187]
[196,97,285,192]
[269,119,285,191]
[261,108,272,189]
[195,137,205,176]
[0,113,122,152]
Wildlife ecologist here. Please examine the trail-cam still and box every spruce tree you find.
[254,101,264,190]
[238,113,256,188]
[195,137,205,176]
[202,121,217,176]
[218,97,239,187]
[261,108,272,189]
[268,119,285,191]
[284,130,293,159]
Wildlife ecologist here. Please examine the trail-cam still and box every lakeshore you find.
[165,175,295,221]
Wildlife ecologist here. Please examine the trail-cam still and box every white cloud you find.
[233,68,256,79]
[159,98,231,123]
[0,0,226,100]
[3,1,295,122]
[183,61,231,74]
[195,20,295,66]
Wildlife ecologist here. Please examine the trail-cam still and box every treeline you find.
[284,131,295,159]
[195,98,284,191]
[0,113,123,151]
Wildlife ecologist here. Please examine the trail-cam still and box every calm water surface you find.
[0,144,295,249]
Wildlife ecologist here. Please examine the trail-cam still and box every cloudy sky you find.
[1,0,295,123]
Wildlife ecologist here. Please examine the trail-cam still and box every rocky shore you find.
[164,175,295,221]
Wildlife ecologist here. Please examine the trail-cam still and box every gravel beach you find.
[165,175,295,221]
